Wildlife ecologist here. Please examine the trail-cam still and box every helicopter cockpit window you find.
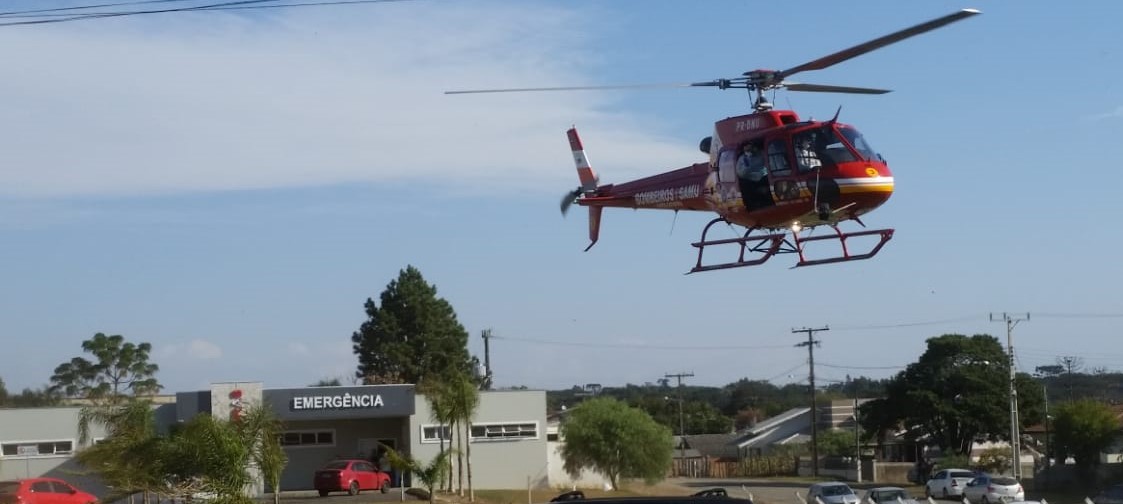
[820,127,858,165]
[766,140,790,176]
[837,125,880,161]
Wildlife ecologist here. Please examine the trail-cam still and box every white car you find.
[863,487,919,504]
[962,475,1024,503]
[925,468,977,499]
[808,482,860,504]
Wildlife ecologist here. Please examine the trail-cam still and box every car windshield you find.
[325,461,349,469]
[0,482,19,494]
[991,477,1018,486]
[876,490,907,502]
[821,485,853,496]
[951,471,975,479]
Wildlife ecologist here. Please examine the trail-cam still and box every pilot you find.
[796,137,822,171]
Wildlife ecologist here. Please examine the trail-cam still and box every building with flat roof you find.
[0,381,548,495]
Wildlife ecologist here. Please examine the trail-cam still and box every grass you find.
[458,481,684,504]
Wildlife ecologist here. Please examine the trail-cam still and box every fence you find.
[670,456,798,478]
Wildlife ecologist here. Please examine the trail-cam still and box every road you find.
[667,477,928,504]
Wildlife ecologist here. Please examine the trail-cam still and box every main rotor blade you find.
[445,82,704,95]
[784,83,891,95]
[780,8,980,79]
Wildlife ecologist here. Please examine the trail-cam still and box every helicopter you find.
[447,8,980,273]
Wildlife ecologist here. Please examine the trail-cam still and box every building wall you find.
[410,390,548,490]
[0,407,105,481]
[546,441,610,489]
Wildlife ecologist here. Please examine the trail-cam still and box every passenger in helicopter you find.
[736,142,771,210]
[736,143,767,182]
[795,135,823,172]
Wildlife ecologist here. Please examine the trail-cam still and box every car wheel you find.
[942,488,949,499]
[318,490,329,497]
[380,483,389,494]
[348,481,359,496]
[982,496,990,504]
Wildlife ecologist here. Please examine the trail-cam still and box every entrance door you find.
[357,438,380,462]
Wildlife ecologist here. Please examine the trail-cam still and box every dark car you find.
[0,478,98,504]
[1094,484,1123,504]
[313,459,391,497]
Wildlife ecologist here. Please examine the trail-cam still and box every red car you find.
[0,478,97,504]
[313,459,391,497]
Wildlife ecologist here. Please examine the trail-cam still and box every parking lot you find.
[263,489,422,504]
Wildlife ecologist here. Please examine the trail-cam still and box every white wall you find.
[547,441,610,489]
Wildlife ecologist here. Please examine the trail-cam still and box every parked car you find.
[313,459,391,497]
[0,478,98,504]
[862,487,919,504]
[807,482,859,504]
[925,468,976,499]
[1094,484,1123,504]
[962,474,1024,503]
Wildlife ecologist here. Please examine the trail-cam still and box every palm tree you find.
[447,375,480,500]
[420,379,454,492]
[76,400,163,503]
[235,407,288,504]
[382,448,453,504]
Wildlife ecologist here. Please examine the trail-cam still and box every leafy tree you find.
[310,378,342,387]
[50,333,161,402]
[351,266,475,385]
[559,397,673,490]
[816,429,858,457]
[384,448,453,504]
[858,334,1043,455]
[976,447,1012,475]
[1052,399,1118,472]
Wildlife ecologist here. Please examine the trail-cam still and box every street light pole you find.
[991,312,1029,479]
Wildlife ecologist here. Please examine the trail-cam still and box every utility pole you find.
[991,312,1029,480]
[665,371,694,476]
[481,329,493,390]
[794,326,828,477]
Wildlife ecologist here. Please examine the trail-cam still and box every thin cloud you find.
[1087,106,1123,121]
[188,339,223,360]
[160,338,223,360]
[0,3,700,198]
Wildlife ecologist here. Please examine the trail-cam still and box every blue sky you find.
[1,0,1122,395]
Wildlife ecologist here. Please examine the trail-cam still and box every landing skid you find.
[688,218,894,273]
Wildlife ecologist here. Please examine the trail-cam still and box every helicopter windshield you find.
[836,125,880,161]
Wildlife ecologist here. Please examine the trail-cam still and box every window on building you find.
[280,430,334,447]
[0,440,74,458]
[420,425,452,443]
[469,422,538,441]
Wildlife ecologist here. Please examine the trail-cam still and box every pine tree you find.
[351,266,474,384]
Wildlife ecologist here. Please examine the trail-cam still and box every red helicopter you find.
[448,8,980,273]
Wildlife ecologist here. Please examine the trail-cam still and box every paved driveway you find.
[262,488,422,504]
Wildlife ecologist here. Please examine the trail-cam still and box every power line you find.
[0,0,196,17]
[831,315,981,331]
[0,0,416,26]
[488,335,793,351]
[817,362,905,371]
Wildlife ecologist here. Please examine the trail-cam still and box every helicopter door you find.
[765,138,799,203]
[715,147,742,208]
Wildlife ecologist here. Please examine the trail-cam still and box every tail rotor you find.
[560,186,582,216]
